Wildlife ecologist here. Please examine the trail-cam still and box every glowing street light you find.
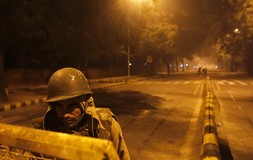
[234,28,240,34]
[131,0,152,5]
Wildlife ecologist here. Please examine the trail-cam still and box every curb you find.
[0,97,47,112]
[201,91,221,160]
[0,80,132,112]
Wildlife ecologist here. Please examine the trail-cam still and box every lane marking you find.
[194,80,203,96]
[217,80,225,85]
[164,81,171,84]
[228,91,244,113]
[173,81,180,84]
[193,80,200,84]
[183,81,190,84]
[179,99,202,159]
[228,91,236,102]
[228,81,236,85]
[235,80,248,86]
[215,80,221,90]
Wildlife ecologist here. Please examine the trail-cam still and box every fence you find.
[0,123,119,160]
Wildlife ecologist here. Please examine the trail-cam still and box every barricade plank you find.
[0,123,119,160]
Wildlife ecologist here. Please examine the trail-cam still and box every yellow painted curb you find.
[206,94,214,99]
[203,133,218,145]
[25,100,31,106]
[206,98,214,103]
[205,109,214,117]
[204,119,216,127]
[42,97,47,102]
[16,102,22,109]
[205,103,214,109]
[203,156,220,160]
[34,99,40,104]
[4,105,11,111]
[0,96,48,112]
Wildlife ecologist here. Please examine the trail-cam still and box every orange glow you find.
[130,0,151,5]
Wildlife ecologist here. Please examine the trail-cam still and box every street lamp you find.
[127,17,130,80]
[126,0,153,80]
[131,0,152,5]
[234,28,240,34]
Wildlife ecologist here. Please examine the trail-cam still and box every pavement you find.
[0,84,47,112]
[0,72,201,112]
[0,76,143,112]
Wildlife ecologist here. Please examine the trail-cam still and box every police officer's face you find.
[53,99,83,128]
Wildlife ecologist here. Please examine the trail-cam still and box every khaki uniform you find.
[43,107,130,160]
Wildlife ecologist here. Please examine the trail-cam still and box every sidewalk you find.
[0,76,143,112]
[0,85,48,112]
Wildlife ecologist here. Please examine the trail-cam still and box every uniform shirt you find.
[43,106,130,160]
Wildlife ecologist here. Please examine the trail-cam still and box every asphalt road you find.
[0,71,253,160]
[96,75,205,160]
[210,72,253,160]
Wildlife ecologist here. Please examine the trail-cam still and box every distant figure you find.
[202,67,207,75]
[198,67,202,75]
[34,67,130,160]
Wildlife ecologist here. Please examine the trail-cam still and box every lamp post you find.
[127,24,130,80]
[126,0,152,80]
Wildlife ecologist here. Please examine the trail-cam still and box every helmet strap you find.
[80,101,87,113]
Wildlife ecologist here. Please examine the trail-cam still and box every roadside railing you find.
[0,123,119,160]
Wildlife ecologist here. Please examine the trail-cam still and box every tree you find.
[216,0,253,73]
[238,0,253,73]
[136,0,236,74]
[139,19,178,74]
[5,0,131,70]
[0,1,22,101]
[4,0,50,68]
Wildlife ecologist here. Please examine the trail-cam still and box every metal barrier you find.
[0,123,119,160]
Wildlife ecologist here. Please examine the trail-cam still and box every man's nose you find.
[63,113,71,118]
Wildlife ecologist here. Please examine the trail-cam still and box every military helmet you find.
[46,67,92,102]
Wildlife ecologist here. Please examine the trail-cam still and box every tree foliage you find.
[1,0,253,74]
[216,0,253,72]
[2,0,128,69]
[239,0,253,73]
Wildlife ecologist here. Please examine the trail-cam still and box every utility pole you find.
[127,24,130,80]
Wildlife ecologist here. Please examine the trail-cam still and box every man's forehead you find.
[56,98,76,105]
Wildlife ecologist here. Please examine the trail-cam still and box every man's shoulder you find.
[86,107,117,121]
[87,107,118,134]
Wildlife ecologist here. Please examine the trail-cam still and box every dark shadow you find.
[93,89,162,116]
[219,138,234,160]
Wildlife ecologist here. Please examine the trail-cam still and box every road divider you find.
[201,78,221,160]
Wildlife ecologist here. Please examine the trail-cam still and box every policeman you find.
[43,67,130,160]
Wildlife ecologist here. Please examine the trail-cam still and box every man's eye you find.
[54,103,63,107]
[69,103,80,108]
